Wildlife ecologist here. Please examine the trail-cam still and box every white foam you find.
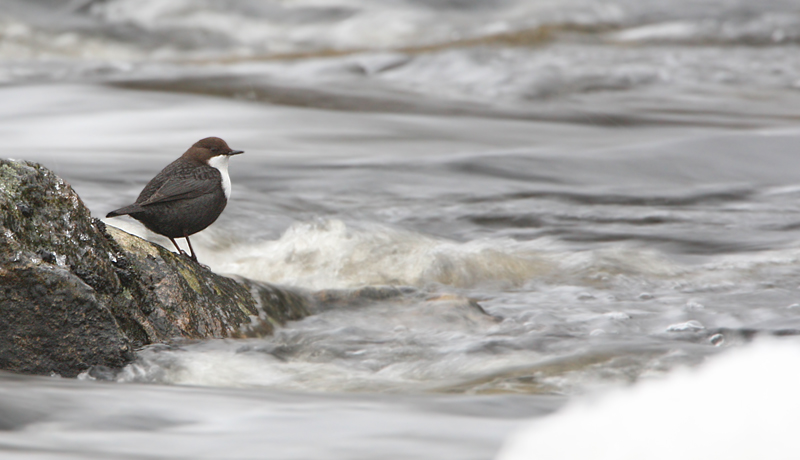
[203,219,684,290]
[88,0,461,54]
[206,219,556,289]
[610,21,700,43]
[609,14,800,45]
[496,340,800,460]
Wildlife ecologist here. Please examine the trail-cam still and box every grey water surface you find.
[2,0,800,458]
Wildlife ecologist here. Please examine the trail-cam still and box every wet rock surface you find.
[1,159,134,377]
[103,225,310,342]
[0,159,312,377]
[1,159,495,378]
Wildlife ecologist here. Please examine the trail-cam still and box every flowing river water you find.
[2,0,800,458]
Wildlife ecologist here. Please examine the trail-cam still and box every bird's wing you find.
[138,168,221,206]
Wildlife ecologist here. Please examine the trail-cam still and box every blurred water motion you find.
[2,1,800,459]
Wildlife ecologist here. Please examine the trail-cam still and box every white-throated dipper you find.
[106,137,243,262]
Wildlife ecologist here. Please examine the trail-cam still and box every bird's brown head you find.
[183,137,244,164]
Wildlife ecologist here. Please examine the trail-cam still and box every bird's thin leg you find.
[168,237,190,258]
[184,233,198,262]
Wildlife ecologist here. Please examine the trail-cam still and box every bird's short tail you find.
[106,204,144,218]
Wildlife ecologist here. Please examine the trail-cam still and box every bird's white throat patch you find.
[207,155,232,199]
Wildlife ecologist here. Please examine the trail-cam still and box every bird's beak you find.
[228,150,244,156]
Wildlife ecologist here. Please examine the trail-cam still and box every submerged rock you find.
[0,159,311,377]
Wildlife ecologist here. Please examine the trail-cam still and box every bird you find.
[106,137,243,262]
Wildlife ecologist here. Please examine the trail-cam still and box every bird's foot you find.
[176,250,208,268]
[186,253,210,269]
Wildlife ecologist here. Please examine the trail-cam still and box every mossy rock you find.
[0,159,313,377]
[1,158,495,378]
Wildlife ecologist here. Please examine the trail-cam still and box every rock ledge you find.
[0,159,310,377]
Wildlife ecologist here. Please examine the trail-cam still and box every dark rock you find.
[0,260,134,377]
[312,285,418,310]
[104,225,312,340]
[1,159,134,377]
[232,276,311,336]
[16,203,32,218]
[0,159,313,377]
[1,158,497,378]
